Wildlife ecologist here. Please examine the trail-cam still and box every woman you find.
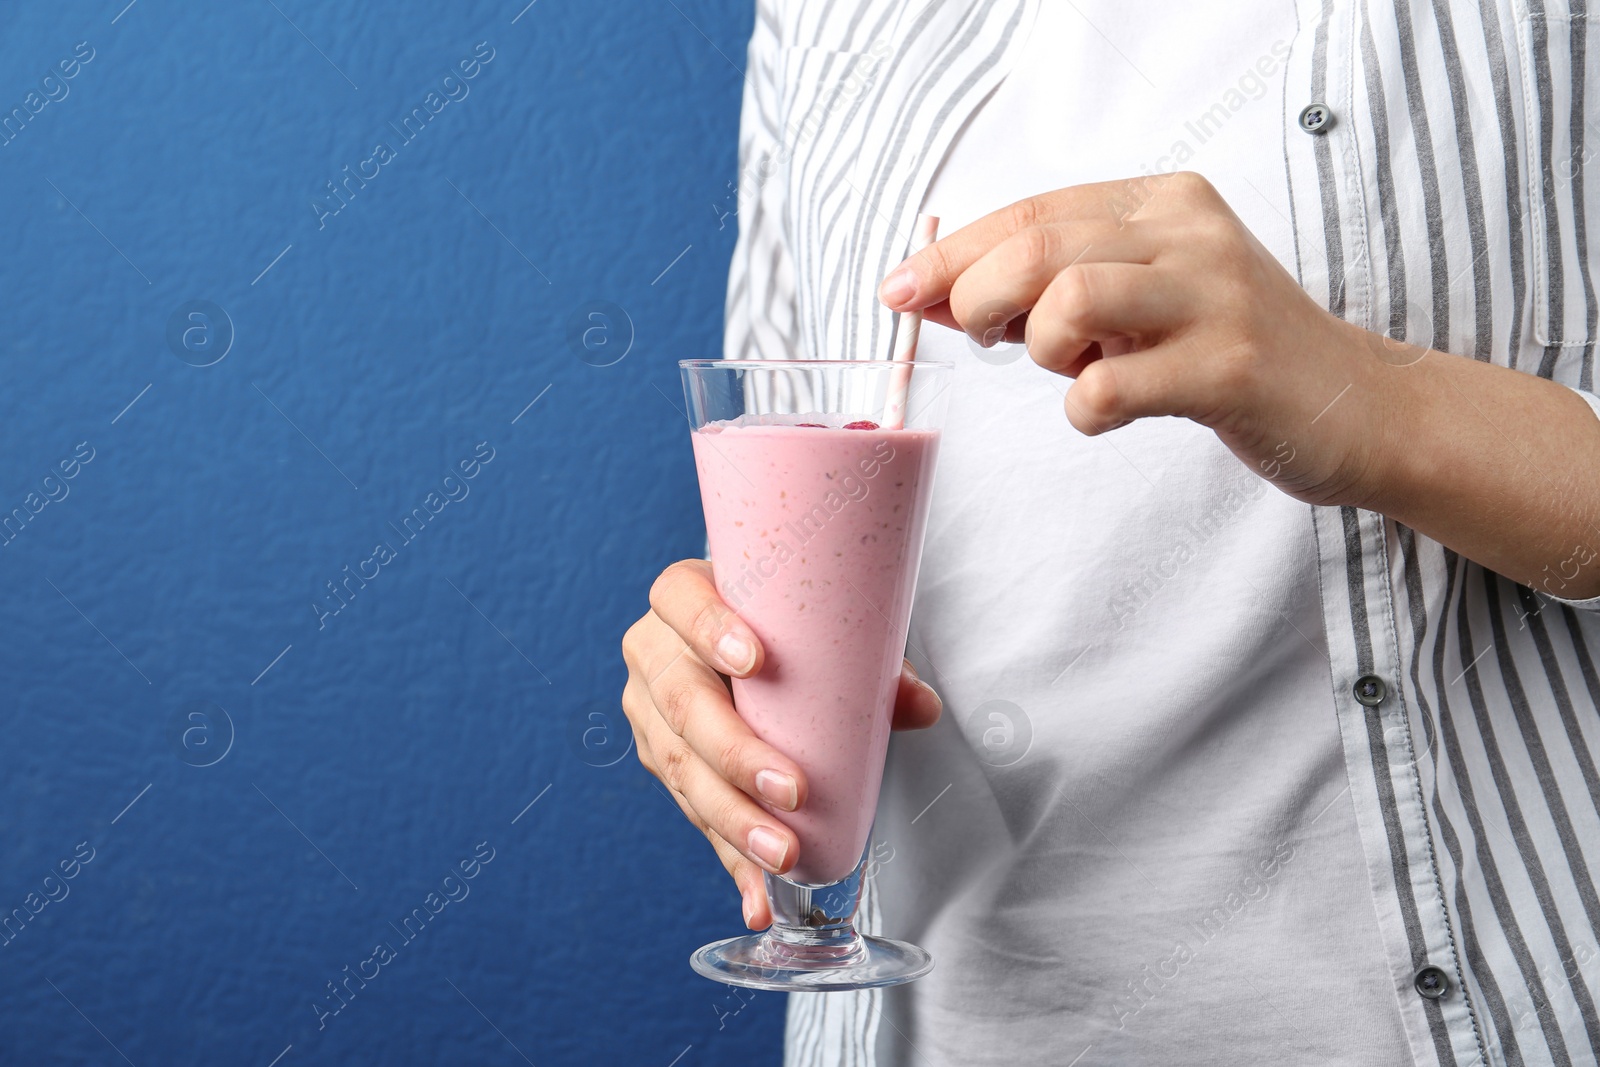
[623,1,1600,1063]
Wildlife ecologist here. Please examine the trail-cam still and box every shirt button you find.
[1298,102,1333,134]
[1415,965,1451,1000]
[1354,675,1387,707]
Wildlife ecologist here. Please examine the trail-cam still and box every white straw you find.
[882,213,940,430]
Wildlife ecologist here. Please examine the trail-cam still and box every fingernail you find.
[880,267,917,308]
[747,826,788,872]
[716,631,757,675]
[755,769,798,812]
[741,890,756,928]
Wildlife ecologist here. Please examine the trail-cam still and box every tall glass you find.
[679,358,952,991]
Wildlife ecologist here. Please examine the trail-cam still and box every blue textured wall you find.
[0,1,779,1064]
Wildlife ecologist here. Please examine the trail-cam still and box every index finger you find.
[648,559,765,678]
[878,177,1158,313]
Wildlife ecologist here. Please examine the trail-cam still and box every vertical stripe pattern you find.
[1283,1,1600,1065]
[724,2,1600,1065]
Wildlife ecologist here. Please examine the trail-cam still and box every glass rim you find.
[678,358,954,370]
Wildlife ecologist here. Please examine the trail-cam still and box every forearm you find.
[1358,329,1600,601]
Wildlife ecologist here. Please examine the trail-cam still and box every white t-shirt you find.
[847,3,1414,1063]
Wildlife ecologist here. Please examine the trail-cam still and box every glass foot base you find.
[690,931,933,991]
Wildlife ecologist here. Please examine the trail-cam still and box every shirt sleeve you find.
[1541,385,1600,609]
[723,0,800,363]
[1566,384,1600,426]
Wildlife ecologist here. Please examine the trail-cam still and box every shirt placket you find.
[1294,1,1489,1064]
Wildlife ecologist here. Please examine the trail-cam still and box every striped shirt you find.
[723,2,1600,1065]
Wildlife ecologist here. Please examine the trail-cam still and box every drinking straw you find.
[882,213,940,430]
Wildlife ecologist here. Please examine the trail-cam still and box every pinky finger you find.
[706,827,772,930]
[1063,345,1201,436]
[659,779,771,930]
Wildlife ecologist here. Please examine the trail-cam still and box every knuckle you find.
[659,679,699,735]
[1170,170,1215,200]
[627,723,651,768]
[1004,195,1043,233]
[1075,361,1121,421]
[658,741,696,792]
[620,679,644,726]
[1194,212,1240,251]
[713,733,755,782]
[688,598,728,651]
[1054,266,1098,333]
[647,559,700,615]
[1026,324,1077,375]
[1009,225,1058,274]
[1022,306,1061,359]
[708,794,753,844]
[1118,177,1157,219]
[620,620,644,666]
[646,568,676,614]
[919,240,957,288]
[635,735,658,776]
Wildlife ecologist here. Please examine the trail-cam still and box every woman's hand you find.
[879,171,1392,508]
[620,559,943,928]
[879,171,1600,599]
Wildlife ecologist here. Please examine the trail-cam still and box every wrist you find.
[1330,320,1432,517]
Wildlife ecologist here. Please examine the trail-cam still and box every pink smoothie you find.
[692,415,941,885]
